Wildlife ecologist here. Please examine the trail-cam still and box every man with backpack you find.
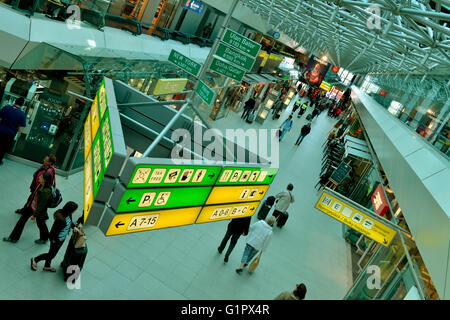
[16,154,57,214]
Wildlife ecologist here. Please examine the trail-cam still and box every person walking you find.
[295,122,312,146]
[31,201,78,272]
[241,96,256,121]
[311,107,319,120]
[16,154,56,214]
[272,184,295,219]
[278,115,293,141]
[0,97,26,165]
[297,101,308,118]
[274,283,307,300]
[292,99,301,114]
[217,216,251,263]
[3,172,53,244]
[235,216,275,274]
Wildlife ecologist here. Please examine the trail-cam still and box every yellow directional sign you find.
[205,185,269,205]
[104,206,202,236]
[315,191,397,247]
[84,110,92,161]
[196,201,260,224]
[90,96,100,139]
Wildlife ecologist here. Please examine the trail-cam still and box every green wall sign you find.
[195,80,215,106]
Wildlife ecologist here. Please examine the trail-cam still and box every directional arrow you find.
[208,172,215,178]
[268,175,274,178]
[383,238,388,245]
[126,198,136,205]
[250,207,255,211]
[259,191,264,195]
[115,222,125,228]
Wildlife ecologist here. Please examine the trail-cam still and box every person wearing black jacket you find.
[31,201,78,272]
[218,216,251,263]
[295,122,312,146]
[241,97,256,121]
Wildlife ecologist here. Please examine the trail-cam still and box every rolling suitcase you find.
[61,240,88,281]
[257,196,275,220]
[276,211,289,228]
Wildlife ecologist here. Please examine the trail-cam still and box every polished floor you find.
[0,94,352,300]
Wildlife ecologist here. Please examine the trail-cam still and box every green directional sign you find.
[195,80,215,106]
[216,167,278,186]
[114,186,213,213]
[210,58,246,82]
[91,130,104,197]
[215,42,256,71]
[222,28,262,58]
[168,49,202,78]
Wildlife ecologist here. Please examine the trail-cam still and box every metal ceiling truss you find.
[241,0,449,101]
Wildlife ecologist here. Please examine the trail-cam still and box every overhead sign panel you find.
[315,189,397,247]
[109,183,212,213]
[205,185,269,205]
[222,28,262,58]
[195,80,215,106]
[216,167,278,185]
[83,77,127,224]
[120,159,222,188]
[196,201,260,224]
[215,42,256,71]
[151,78,188,96]
[168,49,202,78]
[100,206,203,236]
[210,58,246,82]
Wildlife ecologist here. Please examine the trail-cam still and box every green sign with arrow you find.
[210,57,246,82]
[195,80,215,106]
[168,49,202,78]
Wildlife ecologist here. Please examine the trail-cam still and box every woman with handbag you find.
[4,172,53,244]
[236,216,275,274]
[31,201,79,272]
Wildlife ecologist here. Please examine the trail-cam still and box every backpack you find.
[48,185,63,208]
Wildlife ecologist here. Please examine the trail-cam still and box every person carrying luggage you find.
[217,216,251,263]
[272,184,295,224]
[257,196,276,220]
[31,201,78,272]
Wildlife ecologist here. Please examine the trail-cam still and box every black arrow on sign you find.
[115,222,125,228]
[268,175,274,178]
[259,191,264,194]
[126,198,136,205]
[383,238,388,245]
[208,172,215,178]
[250,207,255,211]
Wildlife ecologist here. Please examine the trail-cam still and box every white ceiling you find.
[240,0,450,83]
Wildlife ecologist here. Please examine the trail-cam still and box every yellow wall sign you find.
[151,78,188,95]
[315,191,397,246]
[90,96,100,139]
[196,201,260,224]
[205,185,269,205]
[320,81,332,92]
[104,206,202,236]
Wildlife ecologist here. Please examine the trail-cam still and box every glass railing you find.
[367,92,449,159]
[3,0,213,48]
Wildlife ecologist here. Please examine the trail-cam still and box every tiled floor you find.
[0,94,353,300]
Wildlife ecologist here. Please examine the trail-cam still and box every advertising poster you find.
[302,55,331,88]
